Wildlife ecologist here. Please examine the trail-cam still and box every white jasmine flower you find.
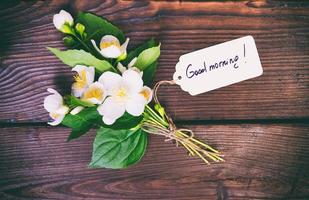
[53,10,74,33]
[117,57,143,77]
[91,35,129,59]
[72,65,95,97]
[70,106,84,115]
[81,82,107,104]
[139,86,153,104]
[97,69,150,125]
[44,88,69,126]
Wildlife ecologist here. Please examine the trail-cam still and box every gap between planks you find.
[0,117,308,127]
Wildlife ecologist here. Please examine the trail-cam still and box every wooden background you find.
[0,0,308,199]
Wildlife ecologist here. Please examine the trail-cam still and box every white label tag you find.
[173,36,263,95]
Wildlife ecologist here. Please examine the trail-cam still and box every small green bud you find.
[154,103,165,117]
[75,23,85,36]
[63,36,75,46]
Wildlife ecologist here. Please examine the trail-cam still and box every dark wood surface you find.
[0,1,308,199]
[0,124,308,199]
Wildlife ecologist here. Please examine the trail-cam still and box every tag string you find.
[153,79,176,105]
[141,80,224,164]
[148,80,195,143]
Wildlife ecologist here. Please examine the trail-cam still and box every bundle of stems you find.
[141,105,224,164]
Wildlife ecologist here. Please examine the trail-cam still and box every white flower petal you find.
[55,105,69,115]
[100,46,122,58]
[72,65,91,75]
[72,65,94,85]
[44,88,63,113]
[53,10,73,30]
[71,65,94,97]
[98,35,123,58]
[70,106,84,115]
[59,10,73,26]
[102,116,117,125]
[44,95,62,113]
[86,66,95,85]
[120,38,130,55]
[44,88,68,126]
[81,82,107,104]
[140,86,153,104]
[98,71,122,93]
[125,94,146,116]
[130,67,143,77]
[85,98,102,104]
[117,62,127,74]
[71,86,86,98]
[48,114,65,126]
[47,88,61,97]
[53,14,64,30]
[122,69,143,94]
[128,57,137,68]
[91,39,102,55]
[97,97,125,125]
[100,35,120,45]
[72,65,84,73]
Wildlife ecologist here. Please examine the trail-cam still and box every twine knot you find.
[141,80,195,145]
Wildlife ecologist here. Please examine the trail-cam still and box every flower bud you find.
[154,103,165,117]
[75,23,85,36]
[63,36,75,47]
[53,10,74,33]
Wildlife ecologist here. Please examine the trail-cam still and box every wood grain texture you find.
[0,1,309,199]
[0,124,308,199]
[0,0,309,122]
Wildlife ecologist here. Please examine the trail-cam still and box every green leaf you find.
[142,61,157,86]
[77,12,125,43]
[134,44,160,71]
[47,47,114,73]
[102,112,143,130]
[62,107,102,141]
[89,127,147,169]
[124,38,157,65]
[64,95,95,108]
[124,38,160,85]
[62,114,92,141]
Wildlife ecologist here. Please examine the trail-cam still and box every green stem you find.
[145,105,169,127]
[69,33,118,74]
[142,105,224,164]
[71,33,92,53]
[143,112,161,126]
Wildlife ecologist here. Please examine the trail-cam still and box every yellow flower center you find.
[140,89,150,101]
[117,88,127,98]
[100,40,120,49]
[83,87,104,101]
[73,69,87,89]
[113,87,128,103]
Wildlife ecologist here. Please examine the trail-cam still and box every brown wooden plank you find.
[0,0,309,123]
[0,124,308,199]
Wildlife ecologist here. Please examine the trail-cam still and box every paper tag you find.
[173,36,263,95]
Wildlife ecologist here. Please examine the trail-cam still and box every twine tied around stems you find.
[141,80,224,164]
[142,80,194,145]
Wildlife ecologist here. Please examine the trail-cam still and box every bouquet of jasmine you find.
[44,10,223,169]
